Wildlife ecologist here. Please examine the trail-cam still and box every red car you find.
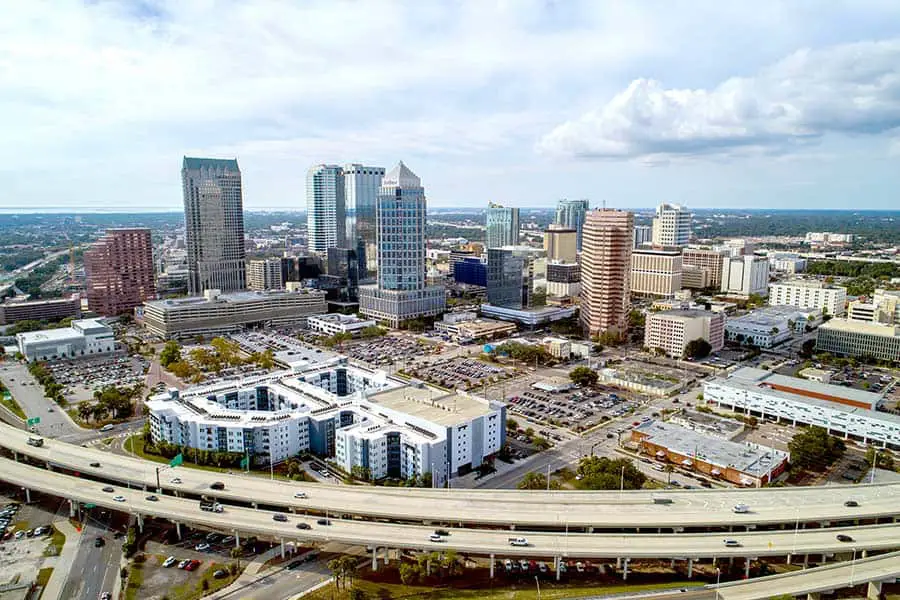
[185,559,201,571]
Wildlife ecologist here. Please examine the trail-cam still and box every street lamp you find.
[534,575,541,600]
[619,464,626,493]
[715,567,721,600]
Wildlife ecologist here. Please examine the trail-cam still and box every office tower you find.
[307,164,345,253]
[247,258,284,291]
[84,228,156,315]
[651,203,692,247]
[682,248,730,289]
[555,199,590,251]
[486,247,534,309]
[344,164,385,269]
[485,203,520,249]
[546,262,581,302]
[721,255,770,297]
[580,209,634,337]
[327,246,361,301]
[630,248,683,298]
[182,157,246,294]
[633,225,652,248]
[543,225,578,262]
[358,162,445,326]
[280,255,323,284]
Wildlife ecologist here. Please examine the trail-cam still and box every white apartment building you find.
[307,313,377,336]
[247,258,284,291]
[720,255,770,297]
[307,164,345,253]
[631,248,682,298]
[768,279,847,316]
[805,232,854,246]
[644,309,724,357]
[848,289,900,324]
[651,203,691,247]
[704,367,899,448]
[725,306,820,348]
[146,363,506,484]
[16,318,116,362]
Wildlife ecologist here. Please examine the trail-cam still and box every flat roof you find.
[369,385,495,427]
[731,367,882,406]
[145,289,322,309]
[655,309,714,320]
[635,420,788,477]
[819,318,900,337]
[17,327,83,343]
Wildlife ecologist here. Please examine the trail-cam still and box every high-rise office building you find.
[631,248,683,299]
[555,199,589,251]
[580,209,634,337]
[543,225,578,263]
[721,255,770,297]
[307,164,346,253]
[651,203,692,247]
[486,247,534,309]
[485,203,520,249]
[358,162,445,327]
[181,157,246,295]
[83,228,156,316]
[247,258,284,291]
[682,248,730,289]
[281,256,323,284]
[633,225,652,248]
[343,164,385,270]
[327,246,362,302]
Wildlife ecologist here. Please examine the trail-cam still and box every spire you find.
[382,161,421,188]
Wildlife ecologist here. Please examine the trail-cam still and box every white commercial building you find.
[816,318,900,363]
[644,309,724,358]
[651,203,691,247]
[848,289,900,325]
[768,279,847,317]
[306,314,377,336]
[307,164,345,253]
[769,253,807,274]
[720,255,770,297]
[725,306,819,348]
[805,232,854,246]
[704,367,900,448]
[16,318,116,362]
[146,362,506,485]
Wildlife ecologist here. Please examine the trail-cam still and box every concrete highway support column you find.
[137,514,144,533]
[862,550,868,559]
[622,558,629,581]
[371,546,378,571]
[867,581,882,600]
[744,559,751,579]
[68,499,76,518]
[235,532,240,548]
[616,557,622,569]
[12,451,18,462]
[46,461,52,471]
[281,539,286,560]
[175,522,182,540]
[687,559,693,579]
[803,554,808,569]
[489,555,494,579]
[807,593,820,600]
[24,488,31,503]
[555,557,560,581]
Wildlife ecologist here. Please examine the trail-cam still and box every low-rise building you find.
[768,279,847,317]
[798,367,833,384]
[847,289,900,325]
[0,294,82,326]
[140,288,327,339]
[769,253,807,274]
[704,367,900,448]
[146,362,506,485]
[307,314,377,336]
[434,312,516,343]
[644,309,725,358]
[725,305,820,348]
[479,304,577,328]
[815,318,900,363]
[16,318,115,362]
[631,420,788,486]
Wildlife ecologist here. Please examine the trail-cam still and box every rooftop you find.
[771,279,844,290]
[635,420,788,478]
[819,318,900,337]
[16,318,110,343]
[382,161,420,188]
[145,288,322,309]
[369,385,495,427]
[183,157,239,171]
[652,309,716,320]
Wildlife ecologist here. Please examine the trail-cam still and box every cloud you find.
[537,40,900,162]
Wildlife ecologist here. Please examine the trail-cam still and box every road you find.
[61,512,121,600]
[214,559,330,600]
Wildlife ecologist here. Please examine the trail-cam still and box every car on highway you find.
[429,533,442,542]
[100,424,114,432]
[113,495,126,503]
[94,536,105,547]
[316,518,331,526]
[210,481,225,490]
[90,462,101,468]
[170,478,182,484]
[732,503,750,514]
[162,556,177,568]
[723,539,741,547]
[293,491,308,499]
[836,534,854,543]
[844,500,859,507]
[195,543,211,552]
[145,495,158,502]
[433,529,449,536]
[102,486,114,493]
[296,523,311,530]
[273,514,288,522]
[47,407,54,412]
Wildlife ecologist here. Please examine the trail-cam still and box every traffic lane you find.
[0,363,75,433]
[62,515,117,600]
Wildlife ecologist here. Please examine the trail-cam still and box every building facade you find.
[768,280,847,316]
[83,228,156,316]
[816,319,900,363]
[682,248,729,289]
[453,257,487,287]
[358,162,445,327]
[644,309,725,357]
[543,226,578,262]
[546,262,581,301]
[486,247,534,310]
[16,318,115,362]
[485,203,520,249]
[681,265,710,289]
[182,157,246,295]
[725,306,818,348]
[720,255,770,297]
[307,164,346,253]
[633,225,652,248]
[555,199,589,251]
[769,253,807,274]
[307,314,377,336]
[848,289,900,324]
[651,203,691,247]
[631,248,683,298]
[580,210,634,337]
[247,258,284,291]
[140,288,327,339]
[0,295,81,326]
[343,164,384,269]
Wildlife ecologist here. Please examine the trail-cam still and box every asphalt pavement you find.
[61,511,121,600]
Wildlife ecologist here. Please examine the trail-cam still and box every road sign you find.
[169,453,183,467]
[240,455,249,470]
[26,417,41,426]
[83,503,95,509]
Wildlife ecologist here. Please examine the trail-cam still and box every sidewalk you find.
[41,520,82,600]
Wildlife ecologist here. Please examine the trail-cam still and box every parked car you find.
[195,543,211,552]
[162,556,177,568]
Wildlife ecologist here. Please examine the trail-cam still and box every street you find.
[61,511,122,600]
[214,559,330,600]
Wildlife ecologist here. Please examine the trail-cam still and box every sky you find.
[1,0,899,212]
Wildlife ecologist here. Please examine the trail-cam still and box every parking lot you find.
[43,355,149,400]
[0,495,58,589]
[508,385,638,432]
[405,357,515,390]
[342,335,443,367]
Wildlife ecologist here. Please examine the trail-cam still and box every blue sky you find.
[1,0,899,211]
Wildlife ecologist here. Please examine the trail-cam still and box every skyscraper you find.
[485,203,520,249]
[358,162,445,327]
[344,164,384,270]
[84,228,155,316]
[555,199,590,251]
[580,209,634,337]
[307,164,345,253]
[651,203,692,247]
[487,247,534,309]
[182,157,246,294]
[543,225,578,262]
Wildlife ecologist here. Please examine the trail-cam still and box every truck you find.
[508,537,529,547]
[199,499,224,513]
[27,437,44,447]
[652,497,673,505]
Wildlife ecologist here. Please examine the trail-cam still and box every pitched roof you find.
[182,157,240,171]
[382,161,420,188]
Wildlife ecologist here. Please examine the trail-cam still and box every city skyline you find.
[2,2,899,212]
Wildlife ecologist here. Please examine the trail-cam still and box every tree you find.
[230,547,243,570]
[399,562,420,584]
[517,471,559,490]
[799,339,816,359]
[866,446,895,471]
[664,463,674,485]
[360,326,387,339]
[349,589,367,600]
[576,456,646,490]
[627,309,646,329]
[569,366,598,387]
[788,426,846,471]
[159,341,181,368]
[506,418,519,431]
[683,338,713,360]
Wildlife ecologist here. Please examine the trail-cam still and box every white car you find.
[162,556,177,568]
[732,503,750,514]
[293,492,307,499]
[195,543,211,552]
[170,478,182,484]
[14,531,25,540]
[113,496,126,503]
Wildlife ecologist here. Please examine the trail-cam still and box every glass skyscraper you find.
[343,164,384,270]
[306,164,346,253]
[485,203,520,249]
[555,198,590,251]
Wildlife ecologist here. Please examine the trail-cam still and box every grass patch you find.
[36,567,54,588]
[43,525,66,557]
[306,580,704,600]
[123,561,145,600]
[102,437,114,445]
[0,391,26,419]
[167,562,238,600]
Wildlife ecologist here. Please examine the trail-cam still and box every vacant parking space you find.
[406,357,515,390]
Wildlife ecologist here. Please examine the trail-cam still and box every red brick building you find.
[84,228,156,316]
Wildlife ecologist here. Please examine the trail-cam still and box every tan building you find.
[644,308,725,357]
[682,248,729,289]
[543,225,578,262]
[580,209,634,337]
[631,248,682,298]
[247,258,284,291]
[681,264,710,289]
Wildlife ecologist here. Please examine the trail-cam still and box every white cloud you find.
[537,40,900,162]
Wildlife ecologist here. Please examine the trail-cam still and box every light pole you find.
[850,547,857,586]
[620,464,625,493]
[715,568,721,600]
[534,575,541,600]
[870,449,879,483]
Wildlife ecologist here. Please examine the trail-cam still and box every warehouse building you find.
[16,318,115,362]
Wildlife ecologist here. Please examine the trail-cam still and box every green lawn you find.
[306,580,704,600]
[43,524,66,556]
[123,561,145,600]
[36,567,54,588]
[0,390,26,419]
[167,562,238,600]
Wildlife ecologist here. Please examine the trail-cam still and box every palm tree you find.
[230,546,243,570]
[664,463,674,486]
